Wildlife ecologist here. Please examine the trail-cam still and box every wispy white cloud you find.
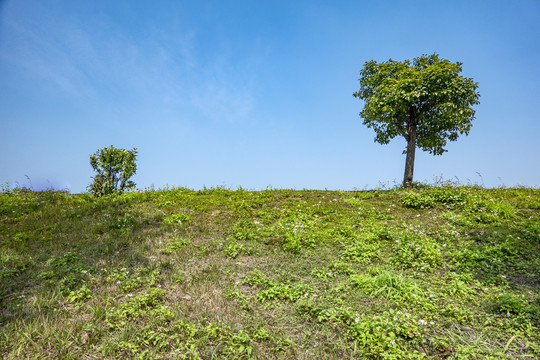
[0,1,257,124]
[1,14,89,97]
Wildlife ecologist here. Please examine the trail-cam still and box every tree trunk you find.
[403,109,417,188]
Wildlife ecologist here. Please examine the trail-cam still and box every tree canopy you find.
[353,53,480,187]
[88,145,138,196]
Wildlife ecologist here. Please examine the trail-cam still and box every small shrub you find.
[88,145,138,197]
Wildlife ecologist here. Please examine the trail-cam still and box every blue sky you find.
[1,0,539,192]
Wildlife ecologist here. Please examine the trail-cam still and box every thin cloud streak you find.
[0,1,257,124]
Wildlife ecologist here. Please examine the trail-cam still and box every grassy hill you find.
[1,185,539,359]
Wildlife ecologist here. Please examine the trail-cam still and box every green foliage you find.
[0,189,41,217]
[346,310,429,359]
[161,237,190,254]
[230,219,258,241]
[401,185,475,210]
[280,232,303,253]
[12,232,31,242]
[243,270,275,288]
[109,213,138,229]
[42,253,91,295]
[390,232,442,271]
[0,186,538,359]
[311,261,355,280]
[311,268,337,279]
[105,287,168,329]
[349,268,422,301]
[340,241,381,263]
[257,282,315,303]
[163,212,191,225]
[67,285,92,303]
[450,233,532,282]
[46,251,79,267]
[266,212,319,253]
[441,303,475,325]
[88,145,138,196]
[0,254,33,279]
[225,289,253,312]
[443,272,478,298]
[353,53,480,156]
[224,241,245,258]
[0,268,21,279]
[465,198,516,223]
[103,267,162,294]
[354,54,480,187]
[401,191,436,209]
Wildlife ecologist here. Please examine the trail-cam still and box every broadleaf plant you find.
[353,54,480,187]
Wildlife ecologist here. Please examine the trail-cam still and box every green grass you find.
[0,185,539,359]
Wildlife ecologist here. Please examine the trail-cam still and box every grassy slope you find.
[0,186,539,359]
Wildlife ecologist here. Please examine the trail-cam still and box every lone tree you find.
[353,53,480,188]
[88,145,138,196]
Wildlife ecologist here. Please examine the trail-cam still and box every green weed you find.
[163,212,191,225]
